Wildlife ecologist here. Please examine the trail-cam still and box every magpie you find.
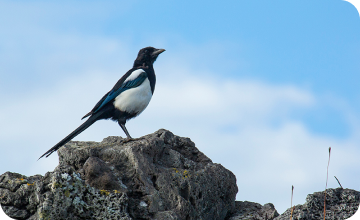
[38,47,165,159]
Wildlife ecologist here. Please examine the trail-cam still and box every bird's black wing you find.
[82,67,147,119]
[81,91,110,119]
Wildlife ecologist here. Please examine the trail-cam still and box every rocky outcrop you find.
[225,188,360,220]
[227,201,279,220]
[274,188,360,220]
[0,170,130,220]
[0,129,238,220]
[1,129,359,220]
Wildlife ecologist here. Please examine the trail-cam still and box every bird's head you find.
[134,47,165,67]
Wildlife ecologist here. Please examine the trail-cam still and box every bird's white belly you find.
[113,78,152,115]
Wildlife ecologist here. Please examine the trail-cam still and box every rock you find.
[0,166,131,220]
[2,129,359,220]
[349,207,360,220]
[227,201,279,220]
[227,188,360,220]
[0,129,238,220]
[274,188,360,220]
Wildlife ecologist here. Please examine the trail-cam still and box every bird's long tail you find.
[38,115,99,160]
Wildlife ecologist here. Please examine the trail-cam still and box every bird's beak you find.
[152,48,165,57]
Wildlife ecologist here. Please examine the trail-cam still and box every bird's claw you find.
[121,137,144,144]
[122,138,133,143]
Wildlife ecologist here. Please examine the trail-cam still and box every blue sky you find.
[0,0,359,214]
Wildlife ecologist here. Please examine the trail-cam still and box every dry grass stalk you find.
[323,147,331,220]
[290,185,294,220]
[334,176,343,189]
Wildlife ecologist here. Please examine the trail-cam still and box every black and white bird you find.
[39,47,165,159]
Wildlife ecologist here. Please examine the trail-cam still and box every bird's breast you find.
[113,78,152,116]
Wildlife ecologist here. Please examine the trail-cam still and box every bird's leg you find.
[118,120,133,143]
[119,124,132,139]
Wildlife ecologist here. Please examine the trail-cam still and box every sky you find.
[0,0,360,215]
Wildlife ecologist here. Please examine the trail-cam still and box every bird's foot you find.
[122,138,133,143]
[121,137,143,144]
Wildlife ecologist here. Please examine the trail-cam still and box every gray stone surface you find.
[1,129,238,220]
[226,188,360,220]
[227,201,279,220]
[0,165,130,220]
[274,188,360,220]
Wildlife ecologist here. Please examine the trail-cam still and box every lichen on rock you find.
[1,165,130,220]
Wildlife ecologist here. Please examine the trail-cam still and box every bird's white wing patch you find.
[124,69,146,83]
[114,78,152,115]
